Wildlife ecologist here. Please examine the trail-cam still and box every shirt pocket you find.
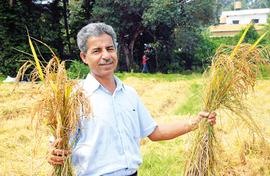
[119,105,141,140]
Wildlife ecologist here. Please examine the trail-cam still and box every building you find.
[209,2,270,37]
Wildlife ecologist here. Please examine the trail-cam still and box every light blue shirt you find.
[72,74,157,176]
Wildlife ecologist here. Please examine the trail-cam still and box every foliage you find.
[143,0,179,29]
[1,0,229,74]
[194,32,218,69]
[0,0,65,76]
[172,28,207,71]
[172,27,223,73]
[234,24,260,44]
[91,0,151,71]
[0,74,5,81]
[259,64,270,79]
[142,0,217,72]
[68,60,89,79]
[69,0,95,55]
[197,25,268,72]
[143,0,217,28]
[210,36,236,47]
[0,1,31,76]
[88,0,218,72]
[260,17,270,46]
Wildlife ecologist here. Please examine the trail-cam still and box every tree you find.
[143,0,217,72]
[70,0,217,72]
[69,0,95,57]
[91,0,151,71]
[0,0,69,76]
[0,0,222,74]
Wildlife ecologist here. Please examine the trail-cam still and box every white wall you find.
[226,14,268,24]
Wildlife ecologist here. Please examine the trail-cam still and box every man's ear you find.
[80,52,88,64]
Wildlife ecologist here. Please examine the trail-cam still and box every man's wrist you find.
[188,117,200,131]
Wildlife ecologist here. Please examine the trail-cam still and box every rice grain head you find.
[16,34,91,176]
[184,26,269,176]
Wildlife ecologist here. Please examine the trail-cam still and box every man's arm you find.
[148,111,216,141]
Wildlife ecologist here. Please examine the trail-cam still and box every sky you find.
[32,0,55,5]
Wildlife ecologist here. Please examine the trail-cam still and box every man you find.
[48,23,216,176]
[141,54,149,73]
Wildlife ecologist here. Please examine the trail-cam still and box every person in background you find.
[141,53,150,73]
[48,22,216,176]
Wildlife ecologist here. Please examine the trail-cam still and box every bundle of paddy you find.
[16,34,90,175]
[184,25,269,176]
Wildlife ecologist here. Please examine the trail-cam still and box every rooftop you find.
[221,8,270,17]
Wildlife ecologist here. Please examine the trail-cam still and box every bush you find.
[259,64,270,80]
[68,60,89,79]
[234,24,260,44]
[0,73,5,81]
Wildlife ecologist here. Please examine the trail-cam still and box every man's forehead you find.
[87,34,114,48]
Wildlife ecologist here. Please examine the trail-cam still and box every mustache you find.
[98,58,113,65]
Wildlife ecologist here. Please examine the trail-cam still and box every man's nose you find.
[101,49,110,59]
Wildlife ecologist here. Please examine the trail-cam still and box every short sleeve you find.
[136,96,157,138]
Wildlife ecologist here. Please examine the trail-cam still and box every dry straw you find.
[184,24,269,176]
[16,32,90,175]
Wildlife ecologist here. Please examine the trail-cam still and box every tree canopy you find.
[0,0,268,76]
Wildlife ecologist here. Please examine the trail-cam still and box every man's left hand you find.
[197,111,216,126]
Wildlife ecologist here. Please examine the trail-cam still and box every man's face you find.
[80,33,118,79]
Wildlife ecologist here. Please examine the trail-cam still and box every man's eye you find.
[92,50,99,54]
[107,48,115,52]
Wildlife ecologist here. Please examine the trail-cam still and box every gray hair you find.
[77,22,117,53]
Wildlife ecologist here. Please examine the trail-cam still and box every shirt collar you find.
[114,75,125,92]
[83,73,125,95]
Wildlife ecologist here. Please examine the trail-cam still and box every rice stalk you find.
[184,26,269,176]
[16,34,90,175]
[26,29,44,81]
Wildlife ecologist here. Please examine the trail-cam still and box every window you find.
[252,19,259,24]
[232,20,239,24]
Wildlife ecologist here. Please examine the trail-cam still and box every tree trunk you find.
[83,0,93,19]
[145,29,159,72]
[129,40,135,71]
[62,0,72,54]
[153,47,159,72]
[123,44,131,71]
[128,28,143,71]
[9,0,14,7]
[119,25,143,72]
[51,2,64,58]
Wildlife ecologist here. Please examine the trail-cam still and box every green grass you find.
[259,64,270,80]
[174,82,203,115]
[0,74,5,81]
[66,61,203,81]
[140,139,186,175]
[115,72,202,81]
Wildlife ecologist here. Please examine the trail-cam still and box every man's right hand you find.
[47,138,71,165]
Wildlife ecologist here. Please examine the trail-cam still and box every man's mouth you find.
[98,59,113,65]
[98,62,113,66]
